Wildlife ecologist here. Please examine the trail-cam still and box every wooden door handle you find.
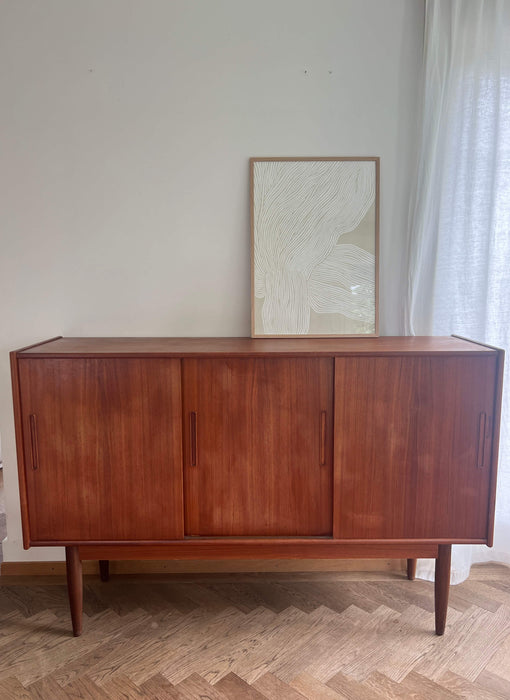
[190,411,198,466]
[320,411,327,466]
[477,411,491,469]
[29,414,39,470]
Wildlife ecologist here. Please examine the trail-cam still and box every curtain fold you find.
[406,0,510,583]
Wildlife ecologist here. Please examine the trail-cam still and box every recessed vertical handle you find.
[29,414,39,471]
[190,411,198,467]
[477,411,489,469]
[320,410,327,466]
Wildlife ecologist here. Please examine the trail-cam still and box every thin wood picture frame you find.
[250,157,379,338]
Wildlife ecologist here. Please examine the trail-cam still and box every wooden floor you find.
[0,564,510,699]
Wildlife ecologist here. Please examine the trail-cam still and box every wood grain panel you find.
[17,335,496,357]
[10,351,32,548]
[334,355,497,540]
[183,358,334,536]
[486,347,505,546]
[18,358,183,542]
[76,543,439,560]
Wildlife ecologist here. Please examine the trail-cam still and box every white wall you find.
[0,0,424,562]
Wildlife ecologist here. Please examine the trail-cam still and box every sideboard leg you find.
[99,559,110,582]
[407,558,417,580]
[434,544,452,636]
[65,546,83,637]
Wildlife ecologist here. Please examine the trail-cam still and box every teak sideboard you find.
[10,336,504,637]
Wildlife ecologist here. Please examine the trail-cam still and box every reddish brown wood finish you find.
[334,355,498,541]
[77,542,440,561]
[182,358,334,536]
[37,537,484,547]
[17,336,496,358]
[407,558,417,581]
[66,546,83,636]
[435,544,452,635]
[13,336,63,353]
[18,358,184,543]
[10,336,503,637]
[10,351,31,548]
[99,560,110,582]
[487,349,505,546]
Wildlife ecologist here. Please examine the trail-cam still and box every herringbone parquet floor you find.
[0,564,510,699]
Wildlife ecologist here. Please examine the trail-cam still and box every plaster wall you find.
[0,0,424,561]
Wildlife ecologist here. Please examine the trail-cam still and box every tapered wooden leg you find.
[407,558,417,581]
[99,559,110,582]
[66,546,83,637]
[434,544,451,636]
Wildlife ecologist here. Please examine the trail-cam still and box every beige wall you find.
[0,0,424,561]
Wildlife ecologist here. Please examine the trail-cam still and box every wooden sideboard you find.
[10,336,504,637]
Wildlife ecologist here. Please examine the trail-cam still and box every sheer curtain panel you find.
[406,0,510,583]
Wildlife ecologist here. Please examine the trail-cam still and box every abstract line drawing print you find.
[252,159,378,337]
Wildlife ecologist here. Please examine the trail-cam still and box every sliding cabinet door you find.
[183,358,333,536]
[334,355,497,541]
[19,358,183,542]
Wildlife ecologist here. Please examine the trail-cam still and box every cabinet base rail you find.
[64,543,453,638]
[72,541,442,560]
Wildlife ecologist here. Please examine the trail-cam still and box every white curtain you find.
[406,0,510,583]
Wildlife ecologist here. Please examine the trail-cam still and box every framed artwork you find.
[250,157,379,338]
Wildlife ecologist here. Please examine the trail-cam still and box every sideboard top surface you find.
[15,336,497,357]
